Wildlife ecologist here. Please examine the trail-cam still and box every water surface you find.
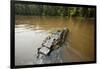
[15,16,95,65]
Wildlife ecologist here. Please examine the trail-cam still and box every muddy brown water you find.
[15,16,95,65]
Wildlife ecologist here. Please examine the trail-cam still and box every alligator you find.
[37,28,69,58]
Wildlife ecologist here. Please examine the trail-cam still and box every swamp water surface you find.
[15,16,95,65]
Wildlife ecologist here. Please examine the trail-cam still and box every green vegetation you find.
[15,4,95,17]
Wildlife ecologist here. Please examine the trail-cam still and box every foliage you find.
[15,4,95,17]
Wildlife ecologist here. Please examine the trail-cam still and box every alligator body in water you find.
[37,28,69,58]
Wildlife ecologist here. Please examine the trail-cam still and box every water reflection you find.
[15,16,95,65]
[15,24,50,65]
